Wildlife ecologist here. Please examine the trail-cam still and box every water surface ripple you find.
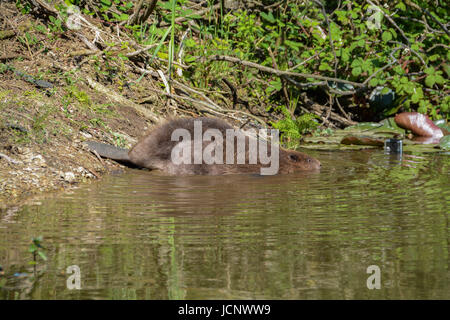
[0,149,448,299]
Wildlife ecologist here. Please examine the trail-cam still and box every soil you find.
[0,2,159,209]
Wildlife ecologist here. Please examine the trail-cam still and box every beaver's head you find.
[279,149,321,173]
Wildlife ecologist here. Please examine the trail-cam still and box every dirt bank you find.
[0,2,161,208]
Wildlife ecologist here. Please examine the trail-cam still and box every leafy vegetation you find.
[8,0,450,148]
[28,236,47,266]
[270,105,319,146]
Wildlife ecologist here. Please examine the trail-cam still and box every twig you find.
[0,153,21,165]
[209,55,365,88]
[25,0,58,16]
[125,43,159,58]
[160,3,222,26]
[426,43,450,52]
[286,48,325,71]
[127,0,145,25]
[363,47,402,86]
[314,0,338,78]
[0,55,25,61]
[127,0,159,25]
[268,47,290,106]
[75,32,99,52]
[404,0,449,37]
[139,86,266,126]
[335,96,351,121]
[366,0,410,46]
[389,41,426,66]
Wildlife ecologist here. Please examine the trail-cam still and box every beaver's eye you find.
[306,158,311,163]
[289,154,299,162]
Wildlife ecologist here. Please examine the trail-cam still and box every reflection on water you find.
[0,149,448,299]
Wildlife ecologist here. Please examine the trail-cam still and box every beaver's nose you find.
[316,159,321,169]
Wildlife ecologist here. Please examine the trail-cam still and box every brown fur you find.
[127,117,321,175]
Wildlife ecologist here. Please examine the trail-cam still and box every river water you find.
[0,149,448,299]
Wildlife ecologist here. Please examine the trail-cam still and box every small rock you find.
[31,154,46,166]
[63,172,76,183]
[75,166,85,173]
[80,131,93,139]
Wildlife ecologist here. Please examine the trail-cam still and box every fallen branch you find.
[24,0,58,16]
[139,87,266,126]
[0,153,22,165]
[299,93,357,127]
[0,29,15,40]
[209,55,365,88]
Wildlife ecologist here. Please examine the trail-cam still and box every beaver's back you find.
[127,117,320,175]
[128,117,234,170]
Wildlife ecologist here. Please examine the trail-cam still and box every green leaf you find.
[428,54,440,62]
[100,0,112,7]
[319,62,333,71]
[381,87,391,95]
[424,67,435,75]
[425,75,435,87]
[393,66,404,75]
[260,12,275,23]
[382,31,392,42]
[418,100,429,113]
[341,48,350,62]
[411,43,420,52]
[284,40,302,51]
[395,2,406,11]
[443,64,450,78]
[434,75,445,85]
[351,58,362,67]
[439,135,450,150]
[38,251,47,261]
[411,88,423,103]
[352,66,362,76]
[369,78,379,87]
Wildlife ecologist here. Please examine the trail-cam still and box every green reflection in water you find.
[0,150,448,299]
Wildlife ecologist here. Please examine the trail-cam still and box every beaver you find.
[86,117,321,175]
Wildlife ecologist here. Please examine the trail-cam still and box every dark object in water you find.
[86,117,321,175]
[394,112,445,138]
[384,139,403,154]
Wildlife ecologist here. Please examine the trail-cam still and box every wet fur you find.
[89,117,321,175]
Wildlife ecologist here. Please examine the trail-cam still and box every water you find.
[0,149,449,299]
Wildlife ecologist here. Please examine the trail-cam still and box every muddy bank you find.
[0,3,156,208]
[0,89,152,209]
[0,57,155,208]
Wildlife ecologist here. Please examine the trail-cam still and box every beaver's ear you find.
[289,154,299,162]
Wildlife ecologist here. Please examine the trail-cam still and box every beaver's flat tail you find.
[86,141,134,166]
